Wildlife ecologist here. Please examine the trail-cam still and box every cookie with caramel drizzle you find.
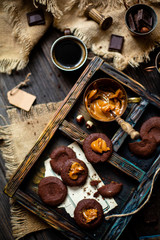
[74,199,103,229]
[61,158,88,186]
[83,133,113,163]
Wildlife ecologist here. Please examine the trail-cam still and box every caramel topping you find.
[68,162,84,180]
[91,138,110,153]
[88,89,97,99]
[83,209,98,223]
[85,88,125,121]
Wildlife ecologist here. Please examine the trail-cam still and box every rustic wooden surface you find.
[0,25,160,240]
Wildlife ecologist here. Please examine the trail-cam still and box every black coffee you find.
[53,38,83,68]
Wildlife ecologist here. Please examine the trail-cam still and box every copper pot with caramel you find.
[84,78,140,139]
[84,78,127,122]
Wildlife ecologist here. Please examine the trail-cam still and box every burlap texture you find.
[0,0,160,74]
[0,0,52,74]
[0,102,61,240]
[40,0,160,70]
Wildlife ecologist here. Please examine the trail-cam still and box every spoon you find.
[101,95,140,139]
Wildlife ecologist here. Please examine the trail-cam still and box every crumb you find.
[90,180,101,187]
[93,191,99,198]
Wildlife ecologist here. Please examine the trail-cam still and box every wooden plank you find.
[104,155,160,240]
[4,56,104,197]
[14,189,90,240]
[100,62,160,108]
[59,120,145,182]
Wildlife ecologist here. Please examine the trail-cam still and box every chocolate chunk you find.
[27,10,45,26]
[134,13,142,31]
[98,182,123,198]
[90,180,101,187]
[128,13,136,31]
[137,9,152,28]
[108,34,124,53]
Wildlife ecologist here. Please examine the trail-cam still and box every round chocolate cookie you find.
[83,133,113,163]
[128,136,157,158]
[38,176,67,206]
[140,116,160,144]
[50,146,76,174]
[61,158,88,186]
[74,199,103,229]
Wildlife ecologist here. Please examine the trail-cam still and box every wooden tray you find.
[4,57,160,240]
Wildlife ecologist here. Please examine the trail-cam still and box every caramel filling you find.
[85,88,125,121]
[91,138,110,153]
[83,209,98,223]
[68,162,84,180]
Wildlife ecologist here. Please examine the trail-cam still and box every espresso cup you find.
[50,35,88,71]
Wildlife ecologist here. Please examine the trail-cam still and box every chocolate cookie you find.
[83,133,113,163]
[74,199,103,229]
[128,136,157,158]
[38,176,67,206]
[50,146,76,174]
[61,158,88,186]
[98,182,123,198]
[140,117,160,144]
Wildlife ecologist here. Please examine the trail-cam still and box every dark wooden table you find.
[0,26,160,240]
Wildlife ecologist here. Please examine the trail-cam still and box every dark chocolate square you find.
[108,34,124,53]
[27,10,45,26]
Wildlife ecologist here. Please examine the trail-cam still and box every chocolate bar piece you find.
[27,10,45,26]
[108,34,124,53]
[134,13,141,31]
[128,13,136,31]
[137,9,152,28]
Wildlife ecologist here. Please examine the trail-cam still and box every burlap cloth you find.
[0,102,62,239]
[0,0,160,74]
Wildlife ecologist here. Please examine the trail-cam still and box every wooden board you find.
[4,56,160,240]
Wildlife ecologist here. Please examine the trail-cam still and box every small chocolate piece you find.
[27,10,45,26]
[108,34,124,53]
[137,9,152,28]
[74,199,103,229]
[98,182,123,198]
[134,13,140,31]
[90,180,101,187]
[38,176,67,206]
[128,13,136,31]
